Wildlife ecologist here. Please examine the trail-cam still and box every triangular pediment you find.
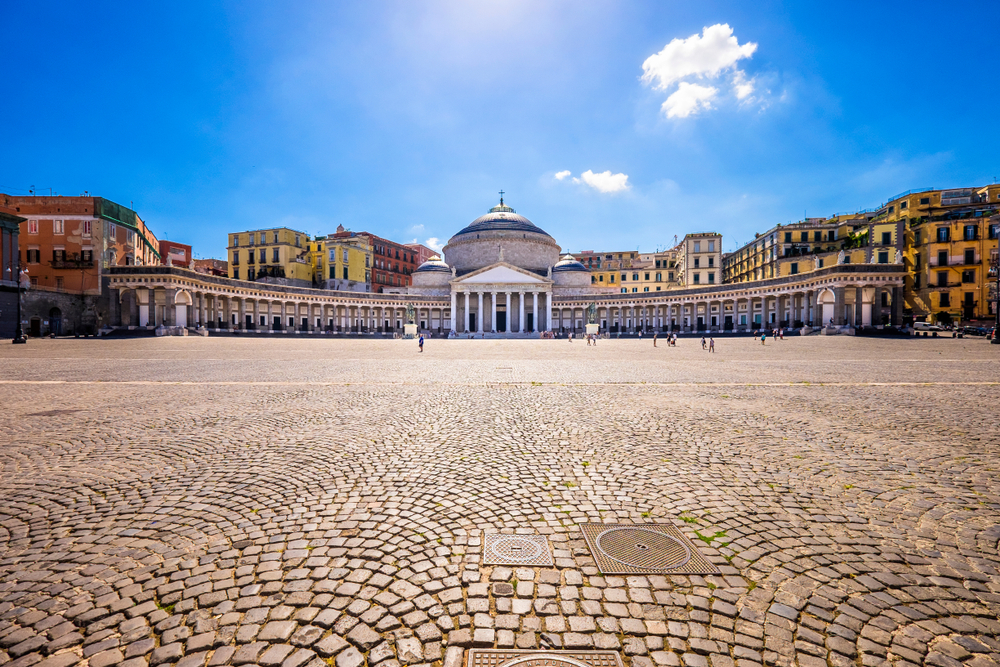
[453,262,549,285]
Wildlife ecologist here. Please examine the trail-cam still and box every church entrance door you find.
[468,312,476,332]
[527,314,533,331]
[497,311,507,332]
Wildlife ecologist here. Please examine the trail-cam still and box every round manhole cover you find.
[487,535,545,564]
[595,526,692,571]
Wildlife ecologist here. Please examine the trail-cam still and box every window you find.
[609,275,615,283]
[232,251,240,265]
[814,231,822,242]
[938,251,948,266]
[940,293,950,307]
[632,287,637,293]
[901,201,908,209]
[295,235,301,247]
[28,220,38,234]
[26,249,40,263]
[920,197,930,205]
[52,248,66,263]
[82,250,92,262]
[828,230,836,241]
[708,272,715,284]
[53,220,64,234]
[233,268,240,279]
[233,236,239,247]
[914,253,921,269]
[83,220,91,236]
[881,232,892,245]
[668,272,673,281]
[621,273,626,282]
[655,260,661,268]
[708,241,715,252]
[343,267,349,280]
[790,263,799,275]
[273,232,279,243]
[785,232,792,243]
[937,227,949,242]
[965,248,975,265]
[914,230,921,245]
[329,248,336,261]
[990,224,999,240]
[126,231,134,246]
[55,277,63,289]
[693,273,700,284]
[693,241,700,253]
[655,272,661,281]
[878,251,889,264]
[888,206,894,213]
[30,276,38,286]
[694,258,700,268]
[632,273,638,281]
[800,232,808,242]
[962,270,975,283]
[247,268,255,281]
[914,273,921,288]
[343,249,349,263]
[260,232,266,244]
[708,257,714,267]
[643,287,649,292]
[937,271,948,287]
[620,288,626,293]
[258,249,265,263]
[644,272,649,281]
[273,248,279,262]
[964,225,978,241]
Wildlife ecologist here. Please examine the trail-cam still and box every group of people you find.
[652,332,680,347]
[752,328,785,345]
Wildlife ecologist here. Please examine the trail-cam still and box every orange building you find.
[160,240,192,268]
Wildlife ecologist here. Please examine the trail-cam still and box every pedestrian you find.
[653,333,657,347]
[418,334,424,353]
[709,337,715,353]
[779,328,784,340]
[761,331,766,345]
[587,334,592,346]
[701,336,706,350]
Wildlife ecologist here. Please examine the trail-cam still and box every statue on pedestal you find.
[587,302,597,324]
[837,250,846,264]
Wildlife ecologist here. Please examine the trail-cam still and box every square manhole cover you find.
[468,650,624,667]
[482,534,554,567]
[579,522,720,575]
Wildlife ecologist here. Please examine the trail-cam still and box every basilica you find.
[404,197,607,333]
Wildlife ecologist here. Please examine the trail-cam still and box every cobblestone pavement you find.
[1,337,999,667]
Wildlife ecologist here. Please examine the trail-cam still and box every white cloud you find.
[424,237,444,254]
[554,170,571,181]
[572,169,630,194]
[732,70,754,100]
[408,223,425,234]
[641,24,757,90]
[662,82,717,118]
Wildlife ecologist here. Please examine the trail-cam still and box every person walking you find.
[709,337,715,353]
[653,333,658,347]
[418,334,424,352]
[761,331,766,345]
[701,336,707,350]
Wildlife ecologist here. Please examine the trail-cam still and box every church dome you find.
[451,201,553,239]
[413,254,450,274]
[552,254,588,273]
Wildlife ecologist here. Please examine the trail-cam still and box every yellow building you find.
[880,185,1000,324]
[228,227,311,285]
[572,250,638,289]
[309,233,372,292]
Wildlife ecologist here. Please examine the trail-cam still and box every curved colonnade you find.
[105,264,906,335]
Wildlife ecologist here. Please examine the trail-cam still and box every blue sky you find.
[2,1,997,258]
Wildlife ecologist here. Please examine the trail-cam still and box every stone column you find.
[890,286,900,326]
[519,292,525,333]
[834,286,846,326]
[544,292,551,331]
[505,291,512,332]
[450,290,457,332]
[855,287,863,327]
[872,286,883,326]
[477,291,484,333]
[491,292,497,332]
[532,291,538,332]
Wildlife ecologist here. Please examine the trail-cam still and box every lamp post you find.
[12,263,29,344]
[989,257,1000,344]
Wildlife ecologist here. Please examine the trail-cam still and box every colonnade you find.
[448,289,551,334]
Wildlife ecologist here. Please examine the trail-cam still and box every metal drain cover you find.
[580,523,720,575]
[468,650,623,667]
[482,534,553,566]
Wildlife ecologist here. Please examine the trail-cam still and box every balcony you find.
[51,259,95,269]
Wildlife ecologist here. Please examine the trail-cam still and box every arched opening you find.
[818,289,836,327]
[174,290,192,328]
[48,307,62,336]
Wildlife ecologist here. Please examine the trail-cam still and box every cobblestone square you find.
[1,337,999,667]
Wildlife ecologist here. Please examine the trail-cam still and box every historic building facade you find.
[103,198,906,336]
